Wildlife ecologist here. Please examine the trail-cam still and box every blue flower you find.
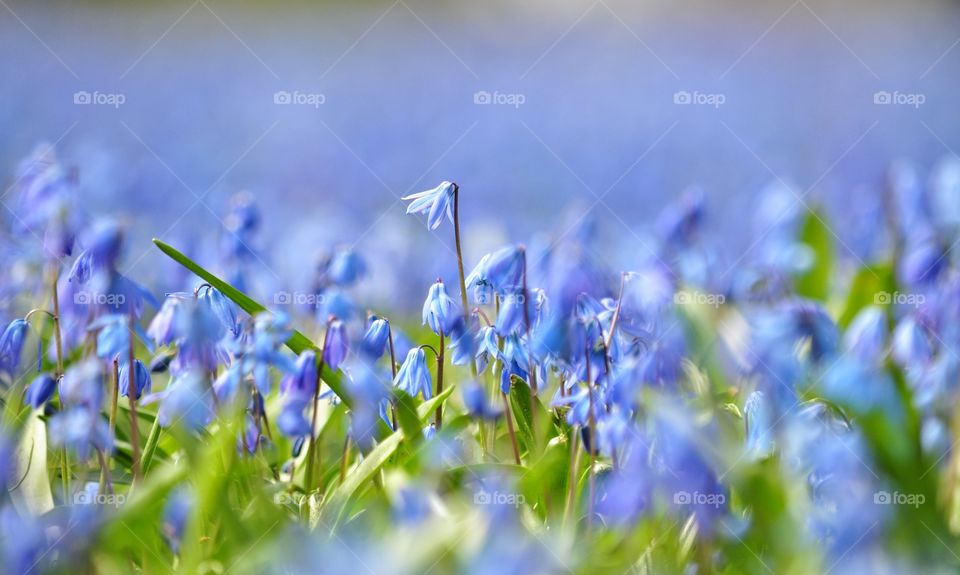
[360,317,390,360]
[494,289,532,336]
[447,318,476,366]
[892,315,933,367]
[147,292,191,346]
[422,280,460,336]
[48,408,111,460]
[89,313,151,361]
[324,320,349,372]
[67,220,124,285]
[25,374,56,409]
[842,306,887,363]
[200,286,240,339]
[281,350,318,398]
[162,488,193,553]
[402,181,455,230]
[475,325,503,373]
[394,348,432,400]
[462,380,500,420]
[118,359,151,399]
[59,360,104,408]
[327,248,367,286]
[152,371,215,430]
[277,397,312,437]
[0,319,29,377]
[465,246,525,302]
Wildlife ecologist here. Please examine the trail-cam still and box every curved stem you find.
[434,330,445,430]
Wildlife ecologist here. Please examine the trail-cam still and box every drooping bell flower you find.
[474,326,503,374]
[25,374,57,409]
[280,350,318,398]
[323,320,349,372]
[892,315,933,367]
[422,280,460,336]
[67,220,124,285]
[394,348,432,400]
[147,292,191,346]
[465,246,525,301]
[89,313,151,362]
[151,371,215,430]
[359,317,390,360]
[200,286,241,339]
[402,181,455,230]
[0,319,29,378]
[447,318,476,366]
[462,380,501,420]
[494,288,532,336]
[118,359,152,399]
[326,247,367,287]
[842,306,887,364]
[277,397,312,438]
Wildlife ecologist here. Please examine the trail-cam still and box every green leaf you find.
[794,208,835,301]
[320,384,456,528]
[394,390,423,447]
[153,239,350,406]
[10,411,55,515]
[509,376,536,454]
[838,263,895,328]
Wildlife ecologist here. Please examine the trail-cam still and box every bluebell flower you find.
[318,288,355,321]
[0,319,29,377]
[475,326,503,373]
[447,318,476,366]
[67,220,123,285]
[323,320,349,372]
[359,317,390,360]
[494,289,532,336]
[327,247,367,286]
[200,286,241,339]
[842,306,887,363]
[250,312,296,393]
[462,380,501,420]
[162,488,193,553]
[277,397,312,437]
[58,359,104,408]
[147,292,191,346]
[152,371,215,429]
[118,359,151,399]
[25,374,56,409]
[49,407,112,459]
[655,187,704,246]
[14,144,80,258]
[89,313,151,361]
[422,280,460,336]
[892,315,933,367]
[402,181,455,230]
[171,295,228,374]
[394,348,432,400]
[281,350,318,398]
[465,246,525,302]
[743,390,775,458]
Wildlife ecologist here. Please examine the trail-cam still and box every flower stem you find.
[435,331,445,430]
[501,393,522,465]
[305,320,332,493]
[452,184,469,323]
[127,314,142,483]
[101,358,120,495]
[49,263,69,501]
[519,247,539,448]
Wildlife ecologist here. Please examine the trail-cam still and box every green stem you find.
[139,416,162,475]
[127,314,142,483]
[435,331,445,430]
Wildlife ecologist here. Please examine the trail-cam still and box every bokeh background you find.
[3,0,960,309]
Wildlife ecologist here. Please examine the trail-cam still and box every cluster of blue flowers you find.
[2,143,960,573]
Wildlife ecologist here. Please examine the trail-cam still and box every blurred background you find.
[3,0,959,308]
